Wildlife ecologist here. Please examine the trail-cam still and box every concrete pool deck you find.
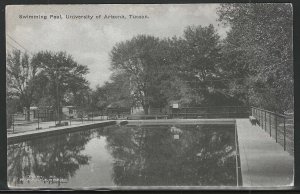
[127,118,236,125]
[236,119,294,188]
[7,120,116,144]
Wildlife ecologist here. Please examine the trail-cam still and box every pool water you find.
[8,124,238,188]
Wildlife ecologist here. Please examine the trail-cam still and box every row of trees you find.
[93,3,293,114]
[6,50,90,121]
[7,4,293,118]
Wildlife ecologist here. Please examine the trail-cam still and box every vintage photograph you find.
[6,4,293,189]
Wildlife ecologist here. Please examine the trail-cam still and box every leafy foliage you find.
[7,4,293,116]
[110,35,171,114]
[90,72,132,111]
[6,50,39,120]
[217,3,293,112]
[31,51,89,113]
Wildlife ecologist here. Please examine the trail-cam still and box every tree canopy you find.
[110,35,172,114]
[31,51,89,119]
[7,4,293,116]
[6,50,39,120]
[217,3,293,112]
[6,50,90,122]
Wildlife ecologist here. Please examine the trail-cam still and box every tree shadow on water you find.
[7,130,92,187]
[105,124,237,186]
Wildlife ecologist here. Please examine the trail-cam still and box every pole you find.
[275,115,278,143]
[269,113,271,136]
[56,66,61,125]
[259,110,261,128]
[284,117,286,151]
[264,111,267,131]
[261,110,263,129]
[37,112,39,130]
[12,114,14,134]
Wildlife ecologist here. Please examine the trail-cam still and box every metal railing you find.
[7,108,137,134]
[170,106,250,119]
[251,106,294,155]
[7,111,111,134]
[127,114,169,120]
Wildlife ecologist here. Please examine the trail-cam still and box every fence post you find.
[260,110,264,129]
[284,117,286,151]
[258,109,259,126]
[259,110,261,128]
[269,113,271,136]
[37,112,40,130]
[264,111,267,131]
[275,115,278,143]
[255,108,257,118]
[54,112,57,126]
[12,114,14,134]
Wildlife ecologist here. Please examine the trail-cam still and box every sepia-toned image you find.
[6,4,293,189]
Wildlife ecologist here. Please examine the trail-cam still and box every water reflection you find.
[8,130,93,187]
[8,124,237,187]
[105,124,236,186]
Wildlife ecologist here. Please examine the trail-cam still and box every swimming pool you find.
[7,123,241,188]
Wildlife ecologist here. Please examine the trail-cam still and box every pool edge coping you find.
[7,120,116,144]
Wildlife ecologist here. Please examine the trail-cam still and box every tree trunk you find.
[56,89,62,125]
[143,104,149,115]
[26,106,31,121]
[57,105,62,125]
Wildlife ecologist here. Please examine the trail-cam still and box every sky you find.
[6,4,228,89]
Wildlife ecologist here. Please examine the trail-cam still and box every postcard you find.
[6,3,294,189]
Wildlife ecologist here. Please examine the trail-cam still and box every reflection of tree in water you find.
[105,125,236,186]
[7,130,92,186]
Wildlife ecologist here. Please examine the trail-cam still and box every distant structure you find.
[23,105,78,121]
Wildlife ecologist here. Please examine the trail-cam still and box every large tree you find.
[152,37,196,106]
[110,35,170,114]
[90,72,132,111]
[6,50,39,120]
[217,3,293,112]
[31,51,89,123]
[180,24,234,106]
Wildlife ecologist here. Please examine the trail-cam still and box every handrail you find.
[129,114,168,117]
[179,106,249,109]
[251,106,287,118]
[171,113,248,115]
[251,106,293,155]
